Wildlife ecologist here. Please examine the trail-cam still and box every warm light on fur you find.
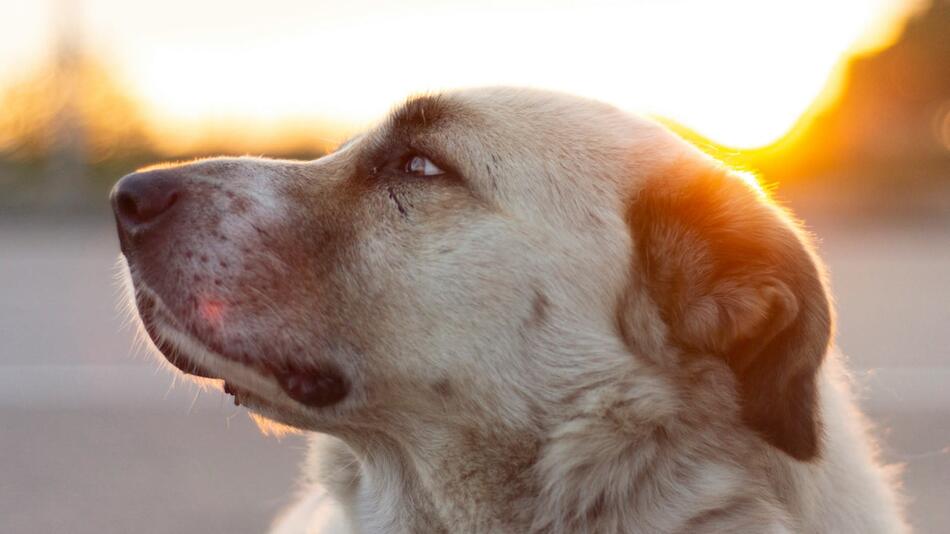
[115,88,907,533]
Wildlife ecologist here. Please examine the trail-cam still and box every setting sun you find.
[0,0,912,151]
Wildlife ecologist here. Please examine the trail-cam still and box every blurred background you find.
[0,0,947,532]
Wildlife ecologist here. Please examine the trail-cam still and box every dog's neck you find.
[319,355,790,533]
[327,416,542,533]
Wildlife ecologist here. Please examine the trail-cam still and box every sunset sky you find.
[0,0,912,149]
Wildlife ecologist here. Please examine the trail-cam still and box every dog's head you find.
[112,88,830,460]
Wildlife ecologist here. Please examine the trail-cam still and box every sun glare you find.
[0,0,912,151]
[734,170,767,197]
[112,0,909,150]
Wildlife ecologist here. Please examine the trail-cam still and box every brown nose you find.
[111,169,182,230]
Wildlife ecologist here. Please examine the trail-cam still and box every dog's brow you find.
[388,94,453,135]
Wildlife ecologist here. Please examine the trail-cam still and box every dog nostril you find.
[115,191,142,223]
[117,190,178,225]
[112,171,182,228]
[162,191,180,214]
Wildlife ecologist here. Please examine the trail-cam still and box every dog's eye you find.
[404,155,445,177]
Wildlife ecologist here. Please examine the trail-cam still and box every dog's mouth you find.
[134,288,349,409]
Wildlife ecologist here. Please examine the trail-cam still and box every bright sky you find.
[0,0,909,148]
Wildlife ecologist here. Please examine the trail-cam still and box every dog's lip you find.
[140,307,273,405]
[134,288,350,408]
[156,336,219,379]
[136,297,219,379]
[142,310,268,381]
[271,367,349,408]
[145,310,261,406]
[134,289,257,381]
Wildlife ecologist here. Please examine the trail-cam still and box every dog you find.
[112,87,907,533]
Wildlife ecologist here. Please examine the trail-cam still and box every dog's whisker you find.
[187,387,202,415]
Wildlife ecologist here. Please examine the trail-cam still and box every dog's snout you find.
[111,169,182,231]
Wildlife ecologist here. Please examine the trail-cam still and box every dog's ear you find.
[621,157,832,460]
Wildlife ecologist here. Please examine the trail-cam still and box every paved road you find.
[1,213,948,533]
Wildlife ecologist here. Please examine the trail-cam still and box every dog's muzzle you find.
[111,168,349,409]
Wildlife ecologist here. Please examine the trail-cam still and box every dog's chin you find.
[130,285,350,414]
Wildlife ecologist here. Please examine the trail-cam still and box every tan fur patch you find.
[624,156,832,460]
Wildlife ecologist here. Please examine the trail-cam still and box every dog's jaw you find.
[123,274,352,428]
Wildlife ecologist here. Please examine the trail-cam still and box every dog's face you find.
[113,88,830,459]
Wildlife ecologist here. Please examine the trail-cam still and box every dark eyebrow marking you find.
[355,93,476,192]
[387,94,456,135]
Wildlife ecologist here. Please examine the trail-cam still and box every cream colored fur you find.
[119,87,907,533]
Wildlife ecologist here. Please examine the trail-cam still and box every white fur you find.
[118,88,907,533]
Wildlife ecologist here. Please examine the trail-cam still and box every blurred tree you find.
[0,57,153,163]
[0,0,152,208]
[752,0,950,181]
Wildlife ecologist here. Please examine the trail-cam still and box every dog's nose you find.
[111,169,182,230]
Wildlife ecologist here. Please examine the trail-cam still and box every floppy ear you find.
[622,158,832,460]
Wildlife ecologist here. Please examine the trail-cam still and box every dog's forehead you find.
[335,88,701,224]
[383,88,631,140]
